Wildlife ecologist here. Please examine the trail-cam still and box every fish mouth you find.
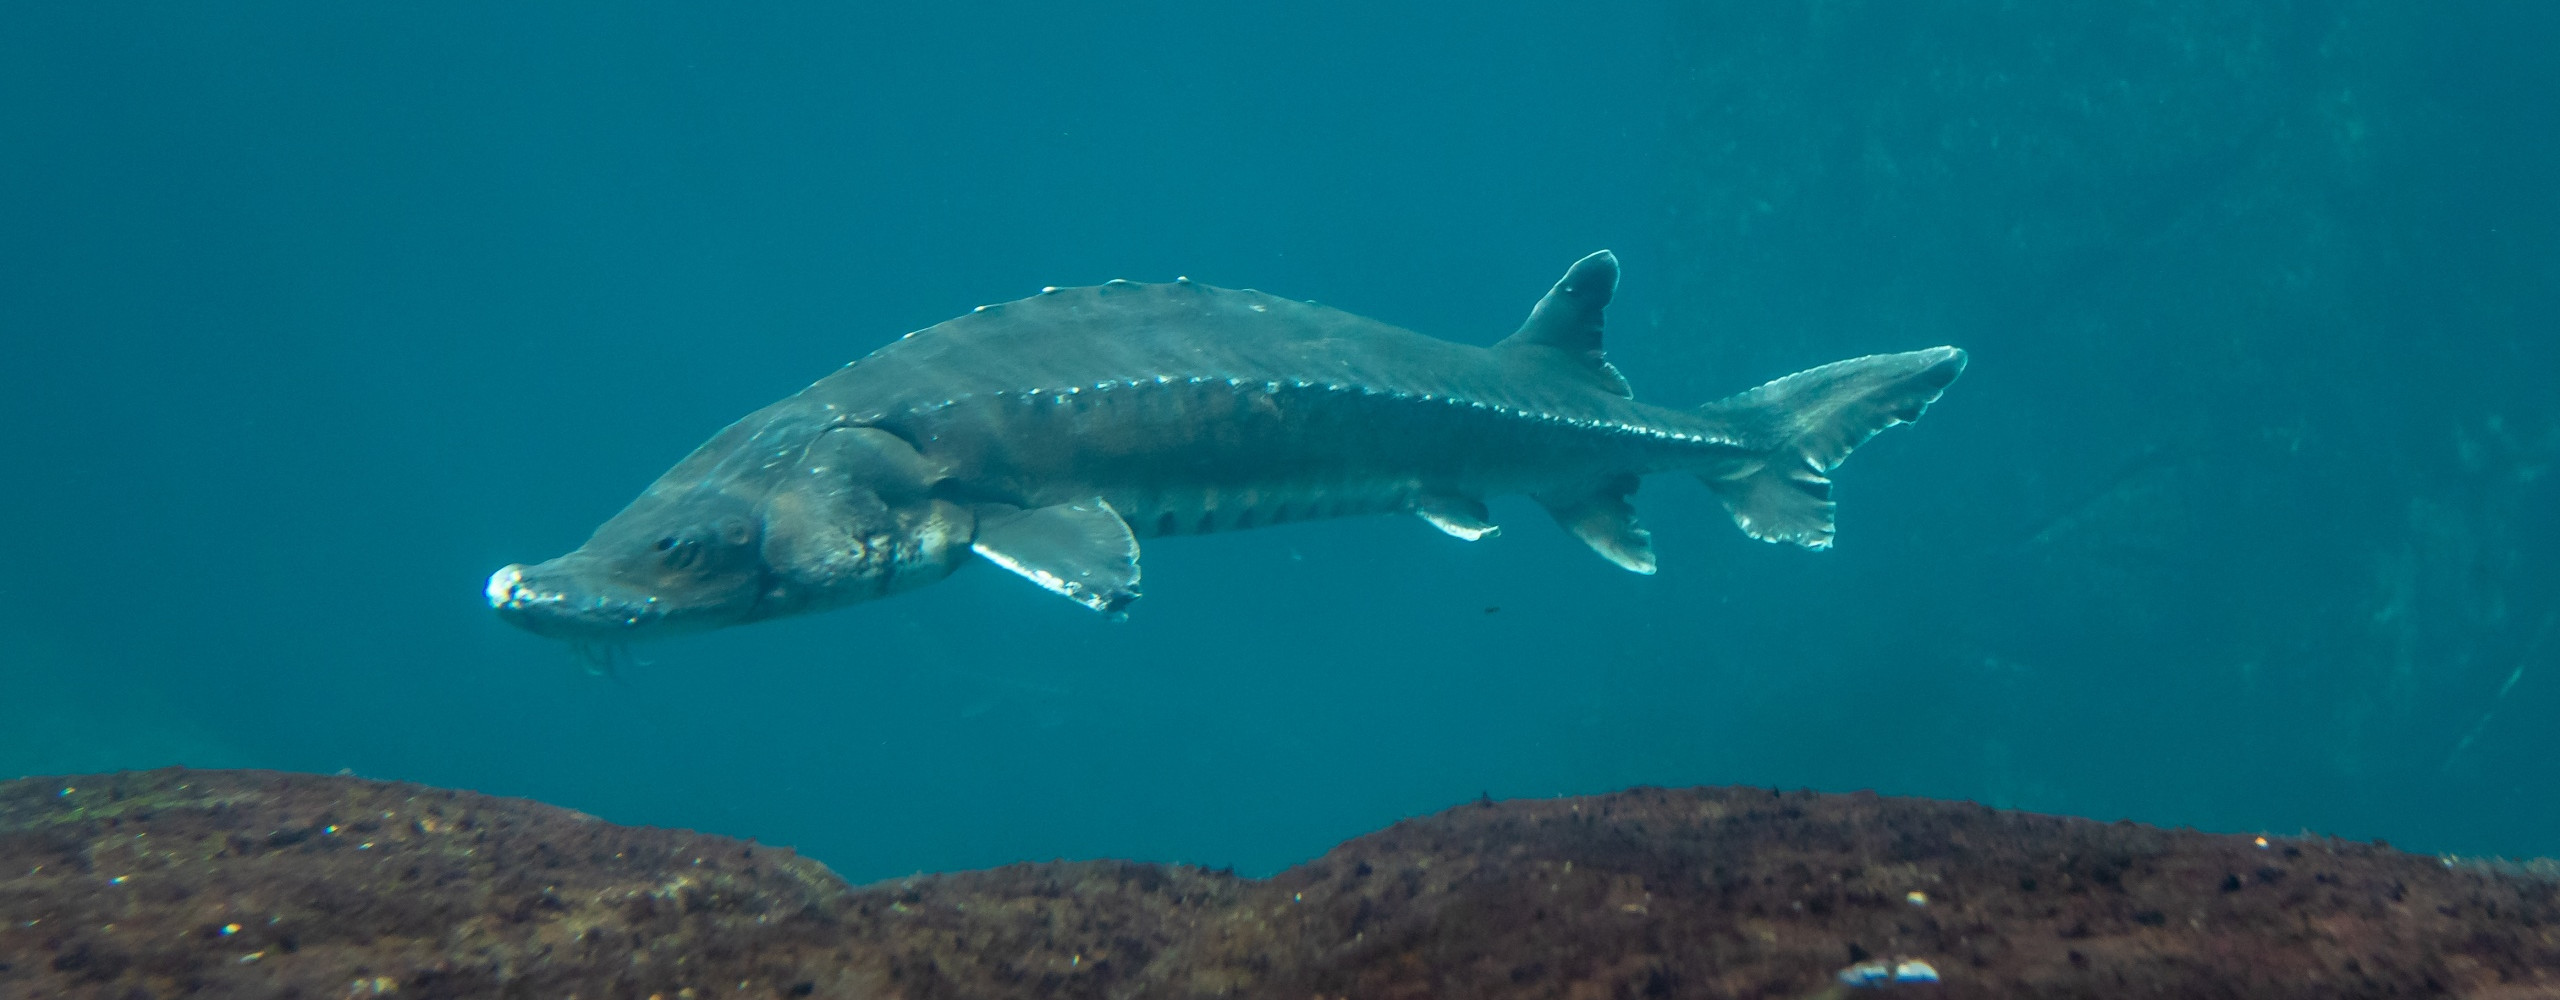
[485,561,668,640]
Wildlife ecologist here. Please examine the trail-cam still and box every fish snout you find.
[487,562,566,635]
[485,563,529,608]
[486,559,665,639]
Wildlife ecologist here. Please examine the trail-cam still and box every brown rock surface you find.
[3,769,2556,998]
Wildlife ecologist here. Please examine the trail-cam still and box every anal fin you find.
[1415,494,1500,541]
[971,499,1142,617]
[1538,475,1656,574]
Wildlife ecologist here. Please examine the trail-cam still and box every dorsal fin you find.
[1495,250,1630,396]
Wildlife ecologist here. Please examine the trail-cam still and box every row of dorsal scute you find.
[877,374,1740,448]
[939,275,1215,325]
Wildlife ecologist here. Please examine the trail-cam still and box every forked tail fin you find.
[1696,347,1967,549]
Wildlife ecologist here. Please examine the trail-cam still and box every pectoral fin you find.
[971,499,1142,616]
[1538,475,1656,575]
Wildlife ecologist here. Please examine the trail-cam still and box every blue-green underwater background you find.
[3,2,2553,883]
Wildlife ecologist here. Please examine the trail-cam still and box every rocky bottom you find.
[2,769,2555,998]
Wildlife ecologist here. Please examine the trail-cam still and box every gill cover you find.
[753,426,973,616]
[776,426,1145,617]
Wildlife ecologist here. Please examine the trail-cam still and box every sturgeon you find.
[488,252,1964,662]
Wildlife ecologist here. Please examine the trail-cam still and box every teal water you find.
[3,3,2552,884]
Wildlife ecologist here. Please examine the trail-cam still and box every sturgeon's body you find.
[488,252,1965,655]
[823,275,1739,544]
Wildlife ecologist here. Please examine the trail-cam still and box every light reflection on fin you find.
[1415,495,1500,541]
[971,498,1142,617]
[1538,475,1656,574]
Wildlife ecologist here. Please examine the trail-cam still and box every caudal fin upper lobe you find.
[1695,347,1968,549]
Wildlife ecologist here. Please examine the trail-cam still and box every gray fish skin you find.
[487,251,1966,648]
[854,282,1738,536]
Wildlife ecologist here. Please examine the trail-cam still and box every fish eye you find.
[658,536,703,571]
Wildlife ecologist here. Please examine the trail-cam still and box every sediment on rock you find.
[3,769,2555,999]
